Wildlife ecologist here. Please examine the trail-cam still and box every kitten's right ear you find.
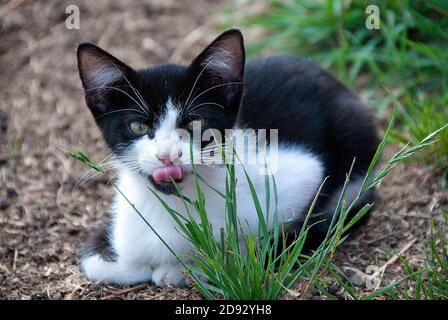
[77,43,137,117]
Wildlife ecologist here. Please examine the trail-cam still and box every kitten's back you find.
[239,55,378,186]
[239,56,379,237]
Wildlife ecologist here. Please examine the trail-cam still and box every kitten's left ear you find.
[77,43,138,118]
[189,29,245,105]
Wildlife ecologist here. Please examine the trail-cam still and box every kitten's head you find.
[77,29,245,194]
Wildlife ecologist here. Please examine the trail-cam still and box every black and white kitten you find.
[76,29,378,287]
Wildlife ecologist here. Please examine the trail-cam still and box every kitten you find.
[76,29,378,287]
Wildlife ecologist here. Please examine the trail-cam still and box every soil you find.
[0,0,446,300]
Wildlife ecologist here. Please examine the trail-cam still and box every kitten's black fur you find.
[241,55,378,244]
[78,29,378,249]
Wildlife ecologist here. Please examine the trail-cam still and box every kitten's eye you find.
[186,117,206,131]
[129,121,149,135]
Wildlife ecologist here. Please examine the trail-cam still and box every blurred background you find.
[0,0,447,299]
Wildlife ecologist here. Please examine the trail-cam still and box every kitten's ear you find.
[77,43,137,117]
[189,29,245,105]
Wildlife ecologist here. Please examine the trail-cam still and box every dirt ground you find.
[0,0,446,300]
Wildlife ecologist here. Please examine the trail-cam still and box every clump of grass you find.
[394,93,448,176]
[308,207,448,300]
[150,144,330,299]
[228,0,448,92]
[397,210,448,299]
[225,0,448,171]
[7,135,21,158]
[68,117,446,299]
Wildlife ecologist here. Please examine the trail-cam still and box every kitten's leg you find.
[151,263,190,287]
[305,175,376,249]
[79,224,153,285]
[80,222,191,287]
[322,175,376,225]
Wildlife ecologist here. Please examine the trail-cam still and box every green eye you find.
[129,121,149,135]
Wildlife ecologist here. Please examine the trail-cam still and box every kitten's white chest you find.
[112,145,323,259]
[81,145,323,286]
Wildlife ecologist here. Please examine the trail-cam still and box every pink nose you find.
[157,151,182,165]
[157,154,172,165]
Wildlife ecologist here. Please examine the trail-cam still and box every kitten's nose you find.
[157,154,172,165]
[157,150,182,165]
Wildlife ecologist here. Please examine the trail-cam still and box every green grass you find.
[223,0,448,298]
[68,118,446,299]
[225,0,448,170]
[4,135,22,158]
[393,93,448,177]
[67,1,448,298]
[397,210,448,299]
[318,207,448,300]
[227,0,448,91]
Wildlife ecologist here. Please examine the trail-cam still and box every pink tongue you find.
[152,164,183,184]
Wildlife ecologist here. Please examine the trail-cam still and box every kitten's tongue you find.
[152,164,183,184]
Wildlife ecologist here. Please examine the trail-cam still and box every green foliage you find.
[395,93,448,173]
[67,117,446,300]
[66,1,448,299]
[226,0,448,170]
[230,0,448,90]
[66,149,106,174]
[398,210,448,299]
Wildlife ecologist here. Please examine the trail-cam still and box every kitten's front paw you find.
[152,264,190,287]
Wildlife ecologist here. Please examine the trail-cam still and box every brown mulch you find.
[0,0,446,300]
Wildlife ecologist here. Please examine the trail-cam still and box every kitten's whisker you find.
[75,169,96,189]
[105,172,120,189]
[95,108,147,120]
[183,60,214,114]
[112,63,151,117]
[86,85,149,119]
[74,152,117,188]
[200,144,229,151]
[185,102,225,117]
[75,169,110,188]
[200,147,233,154]
[186,81,243,111]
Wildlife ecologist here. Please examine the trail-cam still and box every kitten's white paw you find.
[81,254,153,285]
[152,264,190,287]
